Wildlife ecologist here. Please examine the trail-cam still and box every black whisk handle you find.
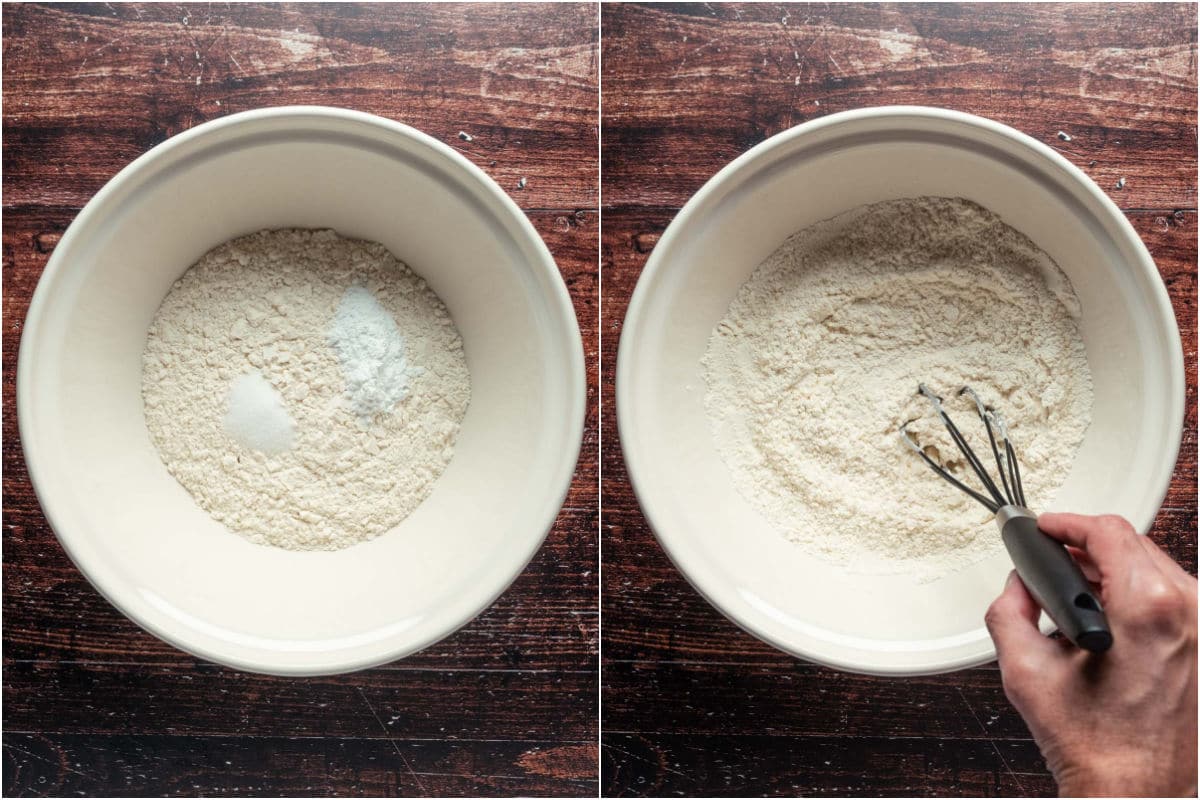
[997,506,1113,653]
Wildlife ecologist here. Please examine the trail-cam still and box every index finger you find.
[1036,513,1144,577]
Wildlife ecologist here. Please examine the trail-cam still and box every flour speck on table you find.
[143,229,470,551]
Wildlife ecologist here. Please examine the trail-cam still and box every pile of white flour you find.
[143,229,470,551]
[703,197,1093,578]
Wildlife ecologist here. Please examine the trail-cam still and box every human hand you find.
[985,513,1197,797]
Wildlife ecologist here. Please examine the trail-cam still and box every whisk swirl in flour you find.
[702,197,1093,579]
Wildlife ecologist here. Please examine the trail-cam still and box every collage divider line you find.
[595,1,604,793]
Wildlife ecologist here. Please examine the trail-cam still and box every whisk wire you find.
[917,384,1008,509]
[959,387,1015,506]
[943,410,1008,507]
[984,417,1014,504]
[899,421,1002,514]
[1008,438,1026,507]
[902,383,1033,514]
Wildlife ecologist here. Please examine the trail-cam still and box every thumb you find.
[985,570,1058,669]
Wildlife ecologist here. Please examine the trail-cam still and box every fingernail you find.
[1005,570,1018,588]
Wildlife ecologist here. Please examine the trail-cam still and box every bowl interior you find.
[19,109,583,674]
[619,109,1182,674]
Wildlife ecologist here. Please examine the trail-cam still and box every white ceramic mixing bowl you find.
[18,106,586,675]
[617,106,1184,675]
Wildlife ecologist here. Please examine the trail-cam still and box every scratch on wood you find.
[3,741,98,783]
[355,687,427,793]
[603,742,694,782]
[956,686,1026,793]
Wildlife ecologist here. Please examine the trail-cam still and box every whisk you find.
[901,383,1113,653]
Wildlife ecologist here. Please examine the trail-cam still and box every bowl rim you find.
[616,104,1186,676]
[17,105,587,675]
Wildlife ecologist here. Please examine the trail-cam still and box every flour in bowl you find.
[702,197,1093,578]
[143,229,470,551]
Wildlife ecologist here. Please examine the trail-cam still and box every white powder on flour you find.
[223,370,295,455]
[329,286,425,420]
[143,229,470,551]
[703,197,1093,578]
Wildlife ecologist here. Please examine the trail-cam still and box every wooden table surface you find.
[600,3,1196,797]
[2,4,598,797]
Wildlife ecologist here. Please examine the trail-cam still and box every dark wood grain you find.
[600,4,1196,797]
[3,2,598,210]
[4,732,596,797]
[2,4,598,797]
[2,661,593,740]
[602,2,1196,210]
[603,732,1052,797]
